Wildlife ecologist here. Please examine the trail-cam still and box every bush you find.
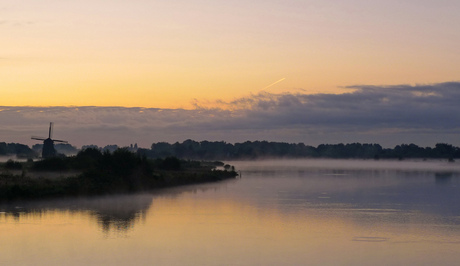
[159,157,181,170]
[5,160,22,170]
[33,157,70,171]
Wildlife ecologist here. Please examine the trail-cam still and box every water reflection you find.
[1,163,459,233]
[318,172,456,219]
[1,160,460,265]
[0,179,239,234]
[435,172,453,184]
[0,194,153,233]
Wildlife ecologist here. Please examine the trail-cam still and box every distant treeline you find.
[138,140,460,160]
[0,143,36,158]
[32,143,79,155]
[2,140,460,160]
[0,143,129,158]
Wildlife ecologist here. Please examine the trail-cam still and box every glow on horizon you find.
[1,0,460,108]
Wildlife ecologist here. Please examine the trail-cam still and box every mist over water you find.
[231,158,460,172]
[1,159,460,265]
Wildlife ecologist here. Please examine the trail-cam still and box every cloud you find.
[191,82,460,132]
[1,82,460,148]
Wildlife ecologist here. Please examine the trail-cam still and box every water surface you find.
[1,159,460,265]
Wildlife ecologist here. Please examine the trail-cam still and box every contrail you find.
[261,78,286,91]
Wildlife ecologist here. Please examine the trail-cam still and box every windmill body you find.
[32,123,68,158]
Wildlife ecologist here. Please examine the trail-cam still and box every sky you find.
[1,1,460,148]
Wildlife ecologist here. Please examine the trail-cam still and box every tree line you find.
[138,140,460,160]
[0,143,36,158]
[1,140,460,160]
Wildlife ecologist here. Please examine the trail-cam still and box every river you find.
[1,159,460,265]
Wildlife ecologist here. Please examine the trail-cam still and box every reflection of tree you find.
[89,195,152,233]
[274,169,460,219]
[435,172,453,184]
[0,178,239,233]
[0,193,154,233]
[99,215,136,233]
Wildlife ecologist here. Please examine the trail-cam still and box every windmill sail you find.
[53,139,68,143]
[49,122,53,139]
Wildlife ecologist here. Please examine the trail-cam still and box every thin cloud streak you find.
[261,78,286,91]
[1,82,459,148]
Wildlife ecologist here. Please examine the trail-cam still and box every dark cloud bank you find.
[1,82,459,148]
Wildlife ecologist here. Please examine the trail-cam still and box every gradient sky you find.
[1,1,460,147]
[2,0,460,108]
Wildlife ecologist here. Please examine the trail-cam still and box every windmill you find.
[32,122,68,158]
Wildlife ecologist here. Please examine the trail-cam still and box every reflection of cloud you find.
[1,82,460,147]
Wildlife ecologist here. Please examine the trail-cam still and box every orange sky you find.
[1,1,460,108]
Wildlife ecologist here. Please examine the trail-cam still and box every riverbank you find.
[0,148,237,200]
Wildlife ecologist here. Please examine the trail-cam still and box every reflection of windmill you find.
[32,122,68,158]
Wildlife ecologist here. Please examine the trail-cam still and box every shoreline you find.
[0,169,238,201]
[0,151,238,201]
